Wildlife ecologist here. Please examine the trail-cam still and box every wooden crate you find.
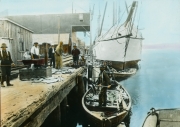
[19,67,52,80]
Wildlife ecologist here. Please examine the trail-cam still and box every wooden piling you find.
[49,105,61,127]
[43,43,48,66]
[60,97,68,126]
[77,73,85,100]
[41,105,61,127]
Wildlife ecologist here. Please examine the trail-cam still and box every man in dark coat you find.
[98,64,111,106]
[0,43,15,87]
[71,45,80,67]
[48,45,55,68]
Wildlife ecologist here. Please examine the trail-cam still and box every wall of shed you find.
[0,20,33,64]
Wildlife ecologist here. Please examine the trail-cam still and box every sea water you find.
[61,47,180,127]
[120,48,180,127]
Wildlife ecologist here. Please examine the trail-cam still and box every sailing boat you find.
[93,1,143,79]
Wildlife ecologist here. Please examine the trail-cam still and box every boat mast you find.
[125,1,129,13]
[113,1,115,26]
[123,1,137,69]
[90,4,94,64]
[98,2,107,37]
[97,7,101,39]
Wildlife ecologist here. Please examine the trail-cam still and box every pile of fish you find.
[52,67,76,74]
[30,67,76,84]
[18,67,77,83]
[31,76,64,84]
[85,86,129,107]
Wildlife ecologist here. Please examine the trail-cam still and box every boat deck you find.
[158,109,180,127]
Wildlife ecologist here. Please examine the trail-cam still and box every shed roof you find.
[5,13,90,34]
[0,18,34,33]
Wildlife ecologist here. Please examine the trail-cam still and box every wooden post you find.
[41,104,61,127]
[44,43,48,66]
[58,17,60,45]
[60,97,68,126]
[77,74,85,106]
[88,65,93,84]
[50,105,61,127]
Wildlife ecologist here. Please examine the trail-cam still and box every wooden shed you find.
[5,13,90,54]
[0,18,33,64]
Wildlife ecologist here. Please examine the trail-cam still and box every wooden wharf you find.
[0,55,85,127]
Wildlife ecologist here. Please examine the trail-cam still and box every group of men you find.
[23,42,83,67]
[23,42,39,60]
[1,42,82,87]
[23,42,64,69]
[1,42,112,107]
[49,43,82,68]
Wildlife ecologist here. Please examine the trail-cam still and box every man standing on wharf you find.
[0,43,15,87]
[48,45,55,68]
[31,42,40,59]
[71,44,80,67]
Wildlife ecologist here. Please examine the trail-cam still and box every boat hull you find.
[111,61,139,70]
[142,113,157,127]
[142,108,180,127]
[86,111,127,127]
[113,68,137,78]
[82,82,132,127]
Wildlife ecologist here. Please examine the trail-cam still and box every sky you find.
[0,0,180,45]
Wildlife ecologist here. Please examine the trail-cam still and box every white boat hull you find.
[94,37,142,62]
[142,114,157,127]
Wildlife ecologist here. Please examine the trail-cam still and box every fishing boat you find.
[93,1,143,79]
[82,80,132,127]
[142,108,180,127]
[110,67,137,78]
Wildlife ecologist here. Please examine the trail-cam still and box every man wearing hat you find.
[55,41,64,69]
[0,43,15,87]
[31,42,40,59]
[98,62,111,106]
[48,44,55,68]
[71,44,80,67]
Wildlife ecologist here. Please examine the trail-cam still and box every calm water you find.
[120,48,180,127]
[62,48,180,127]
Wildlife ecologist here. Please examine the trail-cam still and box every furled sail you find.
[93,1,143,62]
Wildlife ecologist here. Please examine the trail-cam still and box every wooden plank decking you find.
[0,55,84,127]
